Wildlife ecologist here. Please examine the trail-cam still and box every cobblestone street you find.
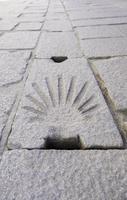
[0,0,127,199]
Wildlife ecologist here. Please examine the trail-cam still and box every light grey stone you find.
[0,51,30,87]
[46,12,67,20]
[0,150,127,200]
[43,20,72,31]
[35,32,82,58]
[0,20,17,31]
[72,17,127,27]
[75,24,127,39]
[68,10,127,20]
[91,57,127,132]
[0,31,40,49]
[0,88,17,140]
[81,37,127,58]
[8,58,123,149]
[18,15,45,22]
[16,22,42,30]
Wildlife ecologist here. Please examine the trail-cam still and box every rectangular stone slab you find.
[0,31,40,49]
[75,24,127,39]
[0,150,127,200]
[35,32,82,58]
[8,58,123,149]
[43,20,72,31]
[81,37,127,58]
[72,17,127,27]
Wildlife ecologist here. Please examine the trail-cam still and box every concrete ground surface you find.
[0,0,127,199]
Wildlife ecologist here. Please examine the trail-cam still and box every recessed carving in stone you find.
[51,56,68,63]
[23,76,98,149]
[23,76,98,121]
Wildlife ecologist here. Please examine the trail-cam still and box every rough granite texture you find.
[72,17,127,27]
[35,32,82,58]
[75,24,127,39]
[0,150,127,200]
[81,37,127,58]
[16,22,42,30]
[0,51,30,86]
[43,20,72,31]
[0,31,40,49]
[8,58,123,149]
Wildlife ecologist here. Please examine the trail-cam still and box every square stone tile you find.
[0,31,40,49]
[35,32,82,58]
[8,58,123,149]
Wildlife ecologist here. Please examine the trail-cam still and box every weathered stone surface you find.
[35,32,82,58]
[8,58,123,149]
[68,9,127,20]
[0,31,40,49]
[75,24,127,39]
[17,15,45,22]
[0,88,17,140]
[72,17,127,27]
[91,57,127,133]
[0,150,127,200]
[0,51,30,86]
[43,20,72,31]
[18,13,45,22]
[0,20,17,31]
[46,12,67,20]
[16,22,42,30]
[81,37,127,58]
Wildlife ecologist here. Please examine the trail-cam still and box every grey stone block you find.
[35,32,82,58]
[16,22,42,30]
[0,31,40,49]
[0,51,30,86]
[72,17,127,27]
[75,24,127,39]
[43,20,72,31]
[8,58,123,149]
[81,37,127,58]
[0,150,127,200]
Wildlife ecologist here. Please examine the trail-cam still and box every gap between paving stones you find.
[0,0,51,158]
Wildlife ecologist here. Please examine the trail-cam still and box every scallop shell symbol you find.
[23,75,98,123]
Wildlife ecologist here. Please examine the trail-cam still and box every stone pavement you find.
[0,0,127,199]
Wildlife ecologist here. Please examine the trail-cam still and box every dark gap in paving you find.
[51,56,68,63]
[44,135,83,150]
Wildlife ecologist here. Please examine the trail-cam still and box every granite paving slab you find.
[8,58,123,149]
[0,31,40,49]
[0,150,127,200]
[91,57,127,134]
[81,37,127,58]
[43,20,72,31]
[0,51,31,86]
[16,22,42,30]
[35,32,82,58]
[72,17,127,27]
[75,24,127,39]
